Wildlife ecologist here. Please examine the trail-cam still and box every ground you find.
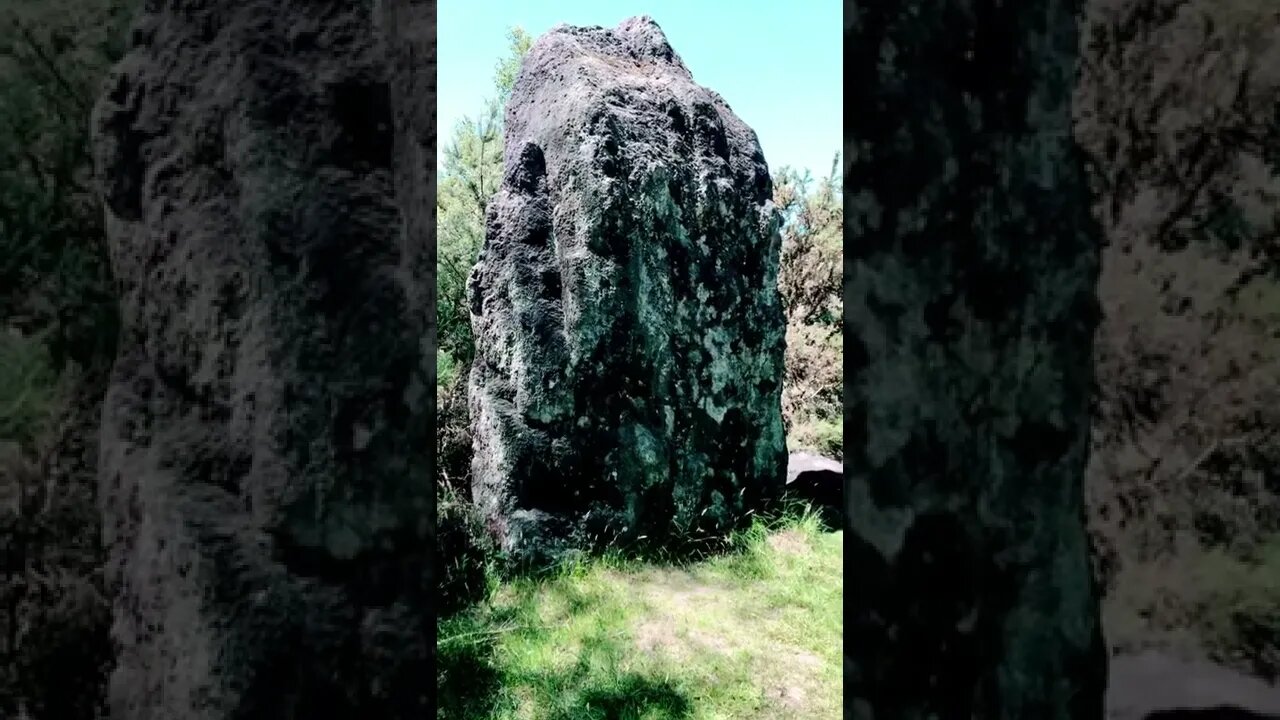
[436,511,842,720]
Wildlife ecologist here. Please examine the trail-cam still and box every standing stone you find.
[90,1,435,717]
[844,3,1107,719]
[468,16,786,566]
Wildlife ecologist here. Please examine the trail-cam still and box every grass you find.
[437,508,843,720]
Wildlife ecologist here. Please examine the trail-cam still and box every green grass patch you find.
[438,508,843,719]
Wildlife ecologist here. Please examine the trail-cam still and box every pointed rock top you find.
[534,15,688,78]
[614,15,677,62]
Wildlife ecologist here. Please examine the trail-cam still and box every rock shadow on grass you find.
[546,674,693,720]
[438,581,695,719]
[537,628,694,720]
[436,633,502,719]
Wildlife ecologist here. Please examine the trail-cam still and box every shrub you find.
[1077,0,1280,674]
[773,164,843,460]
[436,366,473,492]
[0,330,62,448]
[781,324,842,458]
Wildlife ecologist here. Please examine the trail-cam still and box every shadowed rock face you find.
[467,16,787,566]
[843,2,1106,719]
[90,1,435,717]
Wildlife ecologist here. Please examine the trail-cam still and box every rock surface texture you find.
[468,16,786,566]
[844,2,1107,719]
[91,1,435,717]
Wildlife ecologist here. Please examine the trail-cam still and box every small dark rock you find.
[784,451,842,522]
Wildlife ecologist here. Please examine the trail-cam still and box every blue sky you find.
[438,1,842,180]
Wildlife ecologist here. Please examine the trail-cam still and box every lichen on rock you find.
[468,16,787,567]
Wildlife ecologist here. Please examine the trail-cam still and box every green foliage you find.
[437,348,459,390]
[0,5,130,717]
[790,416,843,460]
[775,157,842,328]
[437,108,501,368]
[0,0,132,370]
[1105,532,1280,678]
[437,362,475,490]
[774,157,843,457]
[492,26,533,106]
[437,27,532,374]
[0,331,60,447]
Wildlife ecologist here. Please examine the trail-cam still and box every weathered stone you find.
[90,1,435,717]
[468,16,786,566]
[844,3,1107,719]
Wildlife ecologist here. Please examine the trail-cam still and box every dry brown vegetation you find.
[774,164,844,460]
[1077,0,1280,677]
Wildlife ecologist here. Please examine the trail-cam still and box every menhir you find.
[91,1,434,717]
[468,16,787,567]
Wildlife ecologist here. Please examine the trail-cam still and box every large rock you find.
[843,2,1107,719]
[90,1,435,717]
[467,16,786,565]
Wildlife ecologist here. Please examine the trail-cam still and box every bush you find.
[0,330,62,448]
[1196,536,1280,679]
[1077,0,1280,674]
[781,324,842,458]
[789,417,843,461]
[774,164,843,459]
[1104,533,1280,681]
[436,366,473,492]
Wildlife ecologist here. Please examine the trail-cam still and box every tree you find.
[844,3,1106,717]
[493,25,533,107]
[773,158,843,457]
[437,26,532,378]
[0,3,134,717]
[1076,0,1280,671]
[776,157,843,328]
[0,0,131,371]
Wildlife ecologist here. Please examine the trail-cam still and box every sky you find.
[438,1,842,181]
